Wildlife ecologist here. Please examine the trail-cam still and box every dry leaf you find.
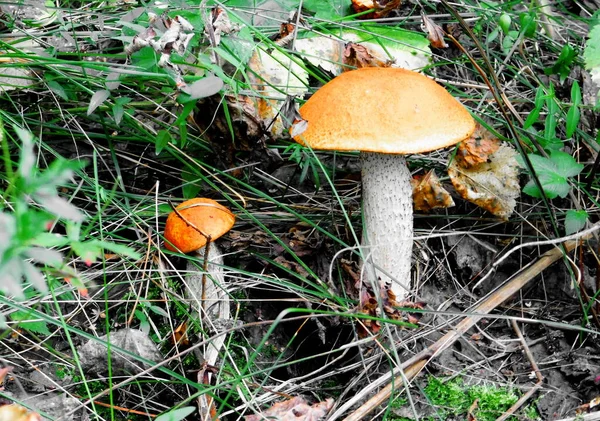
[357,279,424,337]
[208,7,240,47]
[422,13,448,48]
[245,396,334,421]
[0,404,42,421]
[449,144,521,220]
[455,124,501,169]
[171,321,189,347]
[343,42,389,70]
[351,0,402,19]
[411,170,455,212]
[247,48,309,137]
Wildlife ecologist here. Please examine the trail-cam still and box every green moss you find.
[387,376,538,421]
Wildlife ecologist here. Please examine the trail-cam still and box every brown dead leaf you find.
[422,13,448,49]
[351,0,402,19]
[230,230,273,251]
[343,42,389,70]
[357,280,423,337]
[208,7,240,46]
[411,170,455,212]
[274,256,310,278]
[449,144,521,220]
[245,396,334,421]
[171,321,189,347]
[467,398,479,421]
[455,124,501,169]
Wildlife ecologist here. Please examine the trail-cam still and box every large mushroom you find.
[294,67,475,299]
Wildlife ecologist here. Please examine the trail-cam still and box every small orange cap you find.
[164,198,235,253]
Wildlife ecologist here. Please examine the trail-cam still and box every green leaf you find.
[182,170,202,199]
[46,80,69,100]
[71,241,102,266]
[498,14,511,35]
[551,150,583,178]
[113,103,124,125]
[155,407,196,421]
[544,44,577,82]
[584,11,600,70]
[155,129,172,155]
[89,240,142,260]
[565,209,588,235]
[520,152,583,199]
[10,310,51,335]
[32,232,70,248]
[566,105,580,138]
[304,0,348,20]
[571,80,582,105]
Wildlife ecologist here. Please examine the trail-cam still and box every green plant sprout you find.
[0,117,140,308]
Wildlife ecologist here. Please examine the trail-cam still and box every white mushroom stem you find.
[361,152,413,300]
[185,245,231,419]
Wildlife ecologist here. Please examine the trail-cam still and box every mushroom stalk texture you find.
[361,152,413,298]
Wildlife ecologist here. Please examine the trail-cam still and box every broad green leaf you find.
[551,150,583,178]
[10,310,51,335]
[520,152,582,199]
[565,209,588,235]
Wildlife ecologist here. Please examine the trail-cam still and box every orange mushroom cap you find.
[294,67,475,154]
[164,198,235,253]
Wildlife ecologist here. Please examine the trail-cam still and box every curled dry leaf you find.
[449,144,521,220]
[351,0,402,19]
[411,170,455,212]
[422,13,449,49]
[208,6,241,47]
[247,48,309,137]
[358,279,424,337]
[343,42,389,70]
[454,124,501,169]
[245,396,334,421]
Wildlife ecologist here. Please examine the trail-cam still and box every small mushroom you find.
[163,198,235,417]
[294,67,475,299]
[164,197,235,255]
[163,197,235,328]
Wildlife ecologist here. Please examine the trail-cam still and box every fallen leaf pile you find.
[448,124,521,220]
[411,170,455,212]
[245,396,333,421]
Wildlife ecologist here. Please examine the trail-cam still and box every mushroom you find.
[163,197,235,418]
[293,67,475,299]
[163,197,235,309]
